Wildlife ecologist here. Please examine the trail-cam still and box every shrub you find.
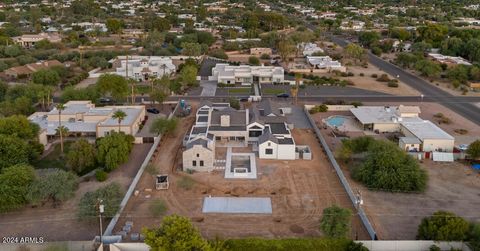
[417,211,470,241]
[248,56,260,66]
[347,72,354,77]
[454,129,468,135]
[95,170,108,182]
[429,245,441,251]
[376,74,390,82]
[371,47,382,56]
[359,73,364,77]
[320,205,352,238]
[260,53,270,60]
[309,104,328,114]
[149,199,168,217]
[371,73,378,78]
[387,81,399,88]
[224,238,352,251]
[346,241,369,251]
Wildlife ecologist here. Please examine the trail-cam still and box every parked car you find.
[276,93,290,98]
[147,108,160,114]
[239,97,249,102]
[98,97,113,104]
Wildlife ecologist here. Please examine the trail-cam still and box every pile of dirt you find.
[278,187,292,195]
[248,187,268,195]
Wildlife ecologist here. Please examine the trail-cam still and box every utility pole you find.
[354,190,363,240]
[97,199,105,245]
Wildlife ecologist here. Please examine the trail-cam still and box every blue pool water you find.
[326,116,346,127]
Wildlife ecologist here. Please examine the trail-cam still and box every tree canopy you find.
[467,140,480,159]
[417,211,470,241]
[32,69,60,86]
[150,118,178,136]
[77,183,122,220]
[0,164,36,212]
[346,138,427,192]
[27,169,78,206]
[96,74,129,101]
[143,214,211,251]
[320,205,352,238]
[66,139,96,174]
[96,132,134,172]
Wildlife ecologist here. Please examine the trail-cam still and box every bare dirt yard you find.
[0,144,152,241]
[115,115,370,240]
[345,63,420,96]
[311,107,480,240]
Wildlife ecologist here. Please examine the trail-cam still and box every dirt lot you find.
[311,108,480,240]
[115,115,370,240]
[345,63,420,96]
[0,144,152,241]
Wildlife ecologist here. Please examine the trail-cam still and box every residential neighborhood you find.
[0,1,479,251]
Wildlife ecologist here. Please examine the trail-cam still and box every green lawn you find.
[228,88,251,94]
[262,88,286,95]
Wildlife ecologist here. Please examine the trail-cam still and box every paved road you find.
[327,36,480,125]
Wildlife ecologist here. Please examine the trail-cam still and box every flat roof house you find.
[112,56,176,82]
[350,105,454,152]
[12,33,62,48]
[209,63,284,85]
[28,101,146,145]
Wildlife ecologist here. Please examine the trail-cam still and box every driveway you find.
[200,80,217,96]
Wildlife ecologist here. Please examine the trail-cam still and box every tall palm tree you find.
[56,103,66,154]
[55,126,69,153]
[112,110,127,133]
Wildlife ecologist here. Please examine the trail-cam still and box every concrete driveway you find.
[200,80,217,96]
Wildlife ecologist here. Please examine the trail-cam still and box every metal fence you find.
[304,108,377,240]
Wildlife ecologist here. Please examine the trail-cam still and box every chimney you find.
[220,115,230,127]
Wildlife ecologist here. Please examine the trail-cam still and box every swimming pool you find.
[325,116,346,127]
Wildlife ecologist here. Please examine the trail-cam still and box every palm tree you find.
[55,126,69,153]
[56,103,66,154]
[112,110,127,133]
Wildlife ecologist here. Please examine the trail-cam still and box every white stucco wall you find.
[277,144,296,160]
[259,140,278,159]
[422,139,454,152]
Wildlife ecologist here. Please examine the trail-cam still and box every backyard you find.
[114,115,370,240]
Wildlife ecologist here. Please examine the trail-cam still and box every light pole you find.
[98,199,105,244]
[420,94,424,104]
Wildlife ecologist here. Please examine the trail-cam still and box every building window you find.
[230,136,236,141]
[192,161,197,166]
[267,142,271,146]
[265,149,273,155]
[215,136,221,141]
[196,153,200,157]
[200,161,204,166]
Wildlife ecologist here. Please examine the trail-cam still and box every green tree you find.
[358,31,380,48]
[277,38,295,63]
[415,60,441,78]
[77,183,122,220]
[0,164,36,212]
[320,205,352,238]
[4,45,22,57]
[97,132,134,171]
[27,169,78,206]
[0,115,39,140]
[352,140,427,192]
[180,65,198,87]
[181,42,202,56]
[143,214,211,251]
[32,69,60,86]
[150,118,178,136]
[446,65,470,85]
[0,134,30,170]
[411,42,432,54]
[467,140,480,159]
[417,211,469,241]
[96,74,129,101]
[111,109,127,133]
[345,43,365,63]
[106,18,123,34]
[66,139,96,174]
[248,56,260,66]
[390,28,411,41]
[395,53,420,68]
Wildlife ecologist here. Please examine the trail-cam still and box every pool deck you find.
[323,115,363,132]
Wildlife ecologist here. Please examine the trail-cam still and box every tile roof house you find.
[4,60,63,78]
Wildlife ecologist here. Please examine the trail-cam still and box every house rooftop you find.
[401,120,454,141]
